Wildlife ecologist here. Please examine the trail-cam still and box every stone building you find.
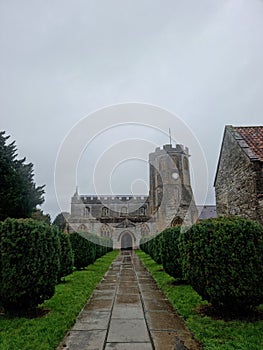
[68,143,198,249]
[214,125,263,225]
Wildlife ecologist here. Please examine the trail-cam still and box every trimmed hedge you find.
[140,227,183,279]
[159,227,183,279]
[69,232,96,269]
[140,216,263,312]
[57,230,74,280]
[151,233,163,264]
[0,219,113,315]
[69,232,113,269]
[139,236,150,255]
[0,218,60,314]
[92,235,113,259]
[140,234,162,263]
[179,216,263,311]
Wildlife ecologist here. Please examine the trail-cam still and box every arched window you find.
[100,225,111,237]
[171,216,183,226]
[102,207,109,217]
[84,206,90,216]
[141,224,150,236]
[121,206,128,216]
[139,207,145,216]
[78,224,87,231]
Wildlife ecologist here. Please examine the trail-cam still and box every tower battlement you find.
[74,195,149,203]
[149,144,189,160]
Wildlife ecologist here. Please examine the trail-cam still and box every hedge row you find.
[0,218,112,315]
[140,216,263,312]
[140,227,183,279]
[69,231,113,269]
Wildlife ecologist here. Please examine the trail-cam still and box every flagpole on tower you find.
[169,128,172,145]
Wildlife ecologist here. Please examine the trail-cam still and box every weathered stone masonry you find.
[214,125,263,225]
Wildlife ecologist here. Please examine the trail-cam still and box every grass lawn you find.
[0,250,118,350]
[136,250,263,350]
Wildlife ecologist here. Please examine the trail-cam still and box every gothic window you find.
[171,216,183,226]
[100,225,111,237]
[141,223,150,236]
[121,206,128,216]
[78,224,87,231]
[139,207,145,216]
[102,207,109,217]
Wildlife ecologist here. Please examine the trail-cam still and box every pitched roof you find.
[234,126,263,162]
[214,125,263,186]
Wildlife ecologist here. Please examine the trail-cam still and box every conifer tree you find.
[0,131,45,220]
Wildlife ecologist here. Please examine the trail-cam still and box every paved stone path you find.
[57,251,201,350]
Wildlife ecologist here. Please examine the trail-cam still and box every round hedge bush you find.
[179,216,263,311]
[160,226,183,279]
[0,218,60,314]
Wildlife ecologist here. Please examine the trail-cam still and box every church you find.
[68,143,198,249]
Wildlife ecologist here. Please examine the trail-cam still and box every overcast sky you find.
[1,0,263,219]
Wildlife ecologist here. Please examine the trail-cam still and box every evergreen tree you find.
[0,131,45,220]
[31,209,51,225]
[53,212,70,231]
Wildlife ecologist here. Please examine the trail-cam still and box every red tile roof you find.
[234,126,263,162]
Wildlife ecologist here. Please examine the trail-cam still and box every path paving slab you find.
[92,290,115,300]
[105,343,152,350]
[57,251,201,350]
[151,331,188,350]
[107,318,150,342]
[112,305,144,319]
[118,286,138,294]
[146,310,187,331]
[83,298,113,311]
[141,290,167,299]
[72,310,110,330]
[143,298,174,311]
[116,294,140,304]
[59,329,107,350]
[96,283,116,290]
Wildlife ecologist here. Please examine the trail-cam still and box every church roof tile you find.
[234,126,263,162]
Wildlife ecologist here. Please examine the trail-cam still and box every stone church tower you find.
[149,144,198,232]
[68,143,197,249]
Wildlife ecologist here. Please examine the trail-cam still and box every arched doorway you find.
[121,232,133,250]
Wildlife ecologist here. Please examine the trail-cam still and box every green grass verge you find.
[0,250,118,350]
[136,250,263,350]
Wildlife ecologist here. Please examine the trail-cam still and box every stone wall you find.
[215,128,263,224]
[71,195,150,219]
[68,219,154,249]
